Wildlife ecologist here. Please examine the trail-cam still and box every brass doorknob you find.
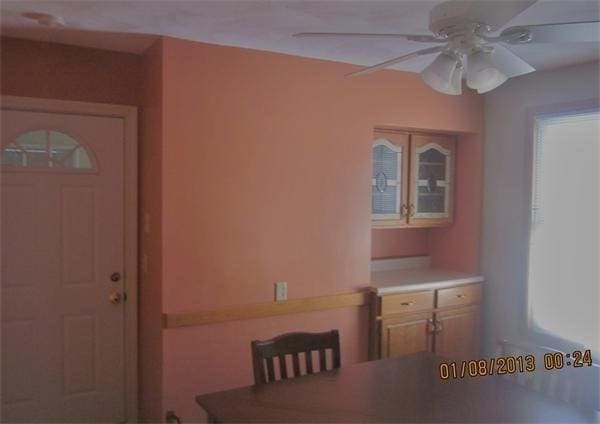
[109,292,122,304]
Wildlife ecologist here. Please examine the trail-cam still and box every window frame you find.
[523,98,600,354]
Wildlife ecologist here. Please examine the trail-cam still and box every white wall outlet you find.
[274,281,287,301]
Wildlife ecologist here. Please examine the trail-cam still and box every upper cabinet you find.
[372,130,455,228]
[371,132,409,226]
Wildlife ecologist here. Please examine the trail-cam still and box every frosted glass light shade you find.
[466,50,507,92]
[421,53,462,95]
[449,65,463,95]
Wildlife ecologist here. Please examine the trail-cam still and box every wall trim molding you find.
[164,291,369,329]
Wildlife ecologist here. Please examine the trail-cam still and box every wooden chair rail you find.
[164,291,369,329]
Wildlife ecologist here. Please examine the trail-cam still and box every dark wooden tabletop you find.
[196,352,600,423]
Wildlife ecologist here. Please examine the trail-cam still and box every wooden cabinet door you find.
[434,306,480,361]
[372,130,410,228]
[409,134,455,227]
[381,312,433,358]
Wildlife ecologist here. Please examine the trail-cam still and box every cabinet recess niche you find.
[371,129,456,228]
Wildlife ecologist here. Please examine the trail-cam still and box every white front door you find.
[1,109,127,422]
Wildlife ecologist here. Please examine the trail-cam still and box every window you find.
[528,109,599,353]
[1,130,94,170]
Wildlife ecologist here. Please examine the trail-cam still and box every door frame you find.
[1,95,139,422]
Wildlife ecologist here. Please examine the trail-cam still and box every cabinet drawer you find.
[437,284,482,308]
[380,291,434,315]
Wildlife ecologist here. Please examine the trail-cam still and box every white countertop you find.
[370,256,484,295]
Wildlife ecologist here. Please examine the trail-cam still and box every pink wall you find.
[0,37,141,105]
[1,35,484,423]
[371,228,429,259]
[138,40,164,422]
[430,132,483,273]
[157,36,484,422]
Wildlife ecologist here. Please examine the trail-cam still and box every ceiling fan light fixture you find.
[449,64,464,95]
[475,72,508,93]
[421,53,461,95]
[466,49,507,91]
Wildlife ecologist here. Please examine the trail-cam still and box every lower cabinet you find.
[369,283,482,361]
[434,306,480,360]
[381,312,433,358]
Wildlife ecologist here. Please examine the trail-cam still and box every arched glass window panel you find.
[1,130,94,170]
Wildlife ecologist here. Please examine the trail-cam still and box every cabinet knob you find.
[427,319,436,333]
[400,301,415,306]
[456,294,466,299]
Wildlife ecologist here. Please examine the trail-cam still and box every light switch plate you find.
[274,281,287,301]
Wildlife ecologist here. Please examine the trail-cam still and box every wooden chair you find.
[251,330,341,385]
[497,339,599,410]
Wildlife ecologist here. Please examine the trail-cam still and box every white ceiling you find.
[1,0,599,73]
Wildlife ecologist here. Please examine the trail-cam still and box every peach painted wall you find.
[1,35,484,422]
[139,40,164,422]
[371,228,429,259]
[0,37,141,105]
[430,132,483,273]
[157,36,484,422]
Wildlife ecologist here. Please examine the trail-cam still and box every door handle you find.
[109,292,122,305]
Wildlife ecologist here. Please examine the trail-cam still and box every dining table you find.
[196,352,599,422]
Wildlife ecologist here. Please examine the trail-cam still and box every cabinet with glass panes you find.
[371,129,455,228]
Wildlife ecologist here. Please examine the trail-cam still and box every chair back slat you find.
[251,330,340,385]
[265,357,276,383]
[319,349,327,371]
[278,355,288,379]
[306,350,314,374]
[292,353,301,377]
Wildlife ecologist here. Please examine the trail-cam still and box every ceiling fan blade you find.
[293,32,445,43]
[492,44,535,78]
[346,46,444,77]
[433,0,537,31]
[502,21,600,43]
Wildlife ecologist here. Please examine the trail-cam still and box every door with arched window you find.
[1,109,127,422]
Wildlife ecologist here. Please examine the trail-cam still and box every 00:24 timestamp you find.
[438,350,593,380]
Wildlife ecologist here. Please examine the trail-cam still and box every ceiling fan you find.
[293,0,600,95]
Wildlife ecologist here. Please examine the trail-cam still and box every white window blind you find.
[528,109,599,352]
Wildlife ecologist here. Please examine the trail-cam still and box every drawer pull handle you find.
[400,301,415,306]
[456,294,466,299]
